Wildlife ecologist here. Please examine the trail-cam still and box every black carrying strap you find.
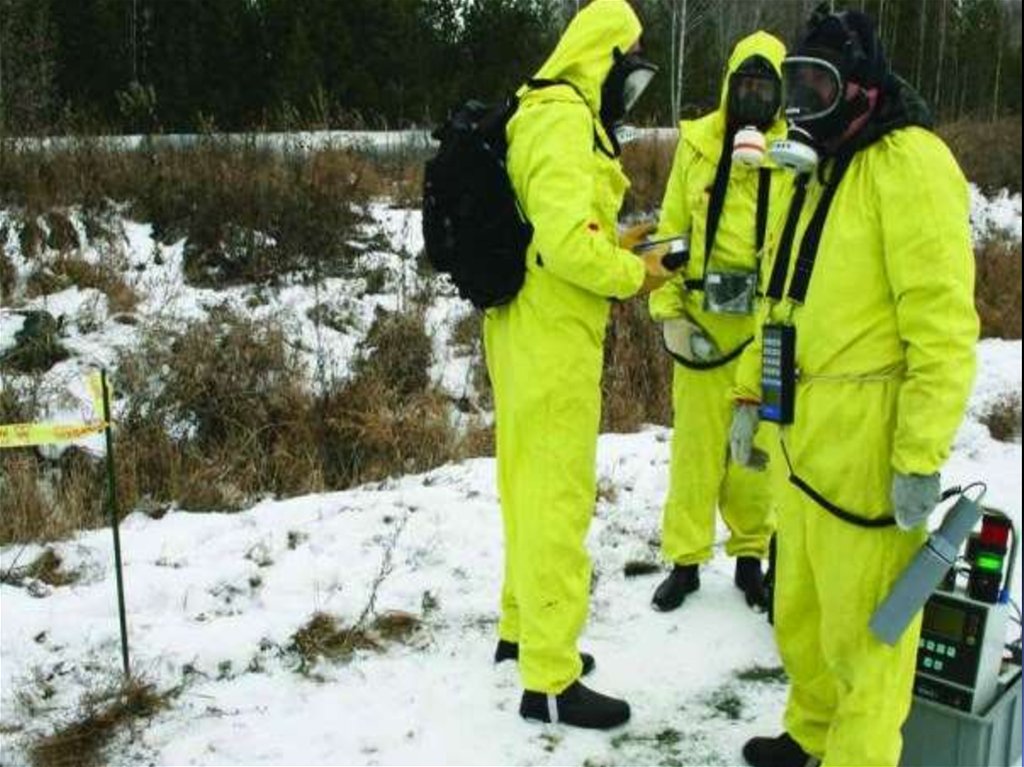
[787,153,854,304]
[756,167,771,252]
[662,334,753,371]
[765,173,810,301]
[780,440,897,528]
[702,130,736,275]
[765,155,854,305]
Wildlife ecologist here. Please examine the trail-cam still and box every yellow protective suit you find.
[733,127,978,764]
[483,0,647,694]
[648,32,789,567]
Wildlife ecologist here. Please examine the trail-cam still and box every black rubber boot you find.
[742,733,819,767]
[520,681,630,729]
[651,564,700,612]
[494,639,595,676]
[735,556,769,611]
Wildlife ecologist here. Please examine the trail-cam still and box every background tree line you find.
[0,0,1020,136]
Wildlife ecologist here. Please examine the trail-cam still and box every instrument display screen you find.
[924,601,966,643]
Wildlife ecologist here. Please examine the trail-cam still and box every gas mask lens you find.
[602,49,659,141]
[727,71,781,128]
[622,65,657,112]
[781,57,842,122]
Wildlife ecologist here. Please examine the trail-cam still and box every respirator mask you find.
[768,56,844,173]
[727,57,781,168]
[601,48,658,148]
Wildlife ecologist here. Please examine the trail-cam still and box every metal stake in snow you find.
[101,368,131,678]
[0,368,130,676]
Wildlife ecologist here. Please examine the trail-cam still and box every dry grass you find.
[0,548,81,588]
[24,254,139,314]
[938,119,1022,195]
[980,392,1022,443]
[620,133,678,216]
[0,140,386,290]
[0,450,106,544]
[0,311,70,374]
[27,677,171,767]
[114,309,321,512]
[601,299,674,432]
[623,560,661,578]
[288,610,422,673]
[974,232,1022,339]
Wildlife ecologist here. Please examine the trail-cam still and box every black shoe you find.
[494,639,595,676]
[742,733,819,767]
[735,556,769,611]
[651,564,700,612]
[520,681,630,729]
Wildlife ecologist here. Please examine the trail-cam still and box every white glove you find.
[729,402,767,470]
[892,472,941,530]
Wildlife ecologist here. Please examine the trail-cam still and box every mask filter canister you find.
[732,126,767,167]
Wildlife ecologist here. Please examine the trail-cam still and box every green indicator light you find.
[975,554,1003,572]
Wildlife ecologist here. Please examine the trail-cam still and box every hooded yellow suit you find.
[649,32,789,568]
[734,120,978,763]
[483,0,647,694]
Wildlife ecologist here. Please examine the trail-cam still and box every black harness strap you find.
[756,167,771,252]
[662,335,753,371]
[689,142,772,293]
[702,129,737,280]
[765,173,810,302]
[787,153,854,305]
[780,441,897,528]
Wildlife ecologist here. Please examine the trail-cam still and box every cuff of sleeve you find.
[612,250,647,300]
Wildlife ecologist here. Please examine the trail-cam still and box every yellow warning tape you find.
[86,370,106,420]
[0,420,108,449]
[1,372,112,448]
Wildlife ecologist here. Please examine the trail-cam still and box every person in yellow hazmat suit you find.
[484,0,676,730]
[648,31,790,613]
[728,8,978,766]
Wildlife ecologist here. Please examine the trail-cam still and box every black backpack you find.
[422,80,567,309]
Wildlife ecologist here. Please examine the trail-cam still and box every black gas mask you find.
[726,56,781,131]
[600,47,658,142]
[769,7,888,172]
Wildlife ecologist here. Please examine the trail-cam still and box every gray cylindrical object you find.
[870,494,983,646]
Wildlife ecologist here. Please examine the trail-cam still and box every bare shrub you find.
[620,133,678,216]
[1,248,16,299]
[602,299,674,432]
[981,392,1022,443]
[25,254,138,314]
[0,141,386,289]
[354,308,434,398]
[28,677,171,767]
[974,232,1022,339]
[0,454,49,542]
[938,119,1022,195]
[115,309,320,511]
[0,448,106,544]
[319,376,455,489]
[0,547,81,588]
[0,311,69,374]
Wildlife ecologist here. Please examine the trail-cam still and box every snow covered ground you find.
[0,360,1020,765]
[1,187,1022,765]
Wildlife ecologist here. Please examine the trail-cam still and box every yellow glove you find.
[618,221,657,252]
[639,245,673,294]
